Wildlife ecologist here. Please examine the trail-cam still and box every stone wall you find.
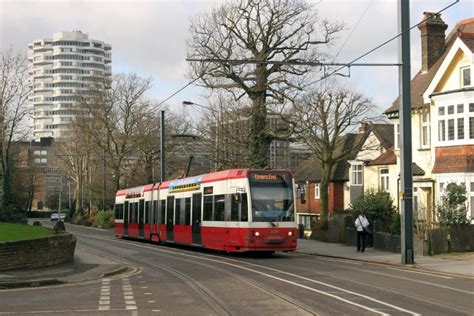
[0,233,76,271]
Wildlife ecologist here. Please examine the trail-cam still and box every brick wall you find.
[0,233,76,271]
[296,182,345,215]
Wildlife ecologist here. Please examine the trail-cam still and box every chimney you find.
[418,12,448,73]
[359,122,370,133]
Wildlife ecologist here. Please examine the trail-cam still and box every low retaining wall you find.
[0,233,76,271]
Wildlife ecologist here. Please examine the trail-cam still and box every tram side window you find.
[241,193,248,222]
[231,195,239,221]
[115,204,124,220]
[159,200,166,224]
[185,198,191,225]
[203,196,213,220]
[153,200,158,224]
[139,200,144,224]
[124,201,129,222]
[129,203,135,223]
[145,201,150,224]
[214,195,225,221]
[176,199,182,225]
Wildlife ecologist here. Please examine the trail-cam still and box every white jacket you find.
[355,215,369,232]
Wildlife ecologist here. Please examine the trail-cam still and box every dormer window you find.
[461,66,471,87]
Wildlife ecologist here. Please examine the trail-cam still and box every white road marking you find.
[98,279,111,311]
[386,267,453,279]
[122,277,138,311]
[77,231,426,315]
[363,270,472,295]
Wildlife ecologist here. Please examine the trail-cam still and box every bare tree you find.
[0,49,31,208]
[75,73,152,192]
[291,86,374,218]
[187,0,342,168]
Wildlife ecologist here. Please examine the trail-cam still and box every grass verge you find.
[0,222,54,242]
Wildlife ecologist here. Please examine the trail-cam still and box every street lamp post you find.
[182,101,220,171]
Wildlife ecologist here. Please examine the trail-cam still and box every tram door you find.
[166,196,174,241]
[138,199,145,238]
[124,201,129,236]
[192,193,202,245]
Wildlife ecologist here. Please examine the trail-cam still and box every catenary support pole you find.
[399,0,414,264]
[160,110,165,182]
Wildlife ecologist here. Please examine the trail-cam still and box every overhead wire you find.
[154,0,459,109]
[304,0,459,87]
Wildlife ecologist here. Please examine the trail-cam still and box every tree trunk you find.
[2,156,13,208]
[320,161,334,219]
[248,93,270,168]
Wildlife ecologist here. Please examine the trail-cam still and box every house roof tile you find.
[432,154,474,173]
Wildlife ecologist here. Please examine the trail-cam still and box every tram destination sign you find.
[249,171,289,183]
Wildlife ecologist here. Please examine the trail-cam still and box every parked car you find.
[50,213,66,221]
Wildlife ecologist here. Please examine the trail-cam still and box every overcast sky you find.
[1,0,472,117]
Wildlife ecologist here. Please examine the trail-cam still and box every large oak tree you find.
[187,0,341,168]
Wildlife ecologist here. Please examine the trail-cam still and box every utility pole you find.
[399,0,414,264]
[160,110,165,182]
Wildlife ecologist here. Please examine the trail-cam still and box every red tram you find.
[114,169,297,253]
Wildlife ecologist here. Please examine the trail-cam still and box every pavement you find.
[1,238,472,289]
[297,238,474,277]
[0,247,129,289]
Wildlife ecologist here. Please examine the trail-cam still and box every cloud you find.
[1,0,471,112]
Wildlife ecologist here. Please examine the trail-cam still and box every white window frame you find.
[379,168,389,192]
[394,122,400,149]
[461,66,471,87]
[351,163,363,186]
[437,103,474,146]
[420,112,430,148]
[314,183,320,199]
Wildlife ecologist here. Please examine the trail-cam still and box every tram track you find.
[73,230,422,315]
[263,256,473,315]
[77,237,318,316]
[140,254,318,316]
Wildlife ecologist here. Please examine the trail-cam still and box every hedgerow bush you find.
[437,182,469,226]
[349,189,398,233]
[93,210,114,229]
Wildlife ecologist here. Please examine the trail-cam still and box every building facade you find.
[382,14,474,223]
[28,31,112,140]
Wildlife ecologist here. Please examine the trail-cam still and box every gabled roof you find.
[370,124,394,149]
[294,133,361,182]
[423,35,474,102]
[385,18,474,115]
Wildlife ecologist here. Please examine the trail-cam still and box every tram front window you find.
[249,172,294,223]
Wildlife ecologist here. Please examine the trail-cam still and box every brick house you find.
[294,123,393,229]
[383,14,474,223]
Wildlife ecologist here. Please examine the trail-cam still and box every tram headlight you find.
[288,231,293,237]
[254,231,260,237]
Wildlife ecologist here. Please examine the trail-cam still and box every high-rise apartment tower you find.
[28,31,112,140]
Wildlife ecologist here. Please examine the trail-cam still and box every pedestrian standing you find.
[355,213,370,252]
